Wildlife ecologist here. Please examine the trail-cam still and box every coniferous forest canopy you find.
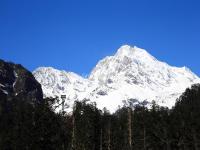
[1,82,200,150]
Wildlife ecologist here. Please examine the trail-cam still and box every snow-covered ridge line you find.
[33,45,200,113]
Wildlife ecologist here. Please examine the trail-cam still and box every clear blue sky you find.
[1,0,200,76]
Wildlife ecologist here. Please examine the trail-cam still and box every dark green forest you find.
[0,84,200,150]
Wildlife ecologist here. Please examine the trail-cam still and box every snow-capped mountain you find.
[33,45,200,113]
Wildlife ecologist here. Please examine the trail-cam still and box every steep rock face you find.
[33,45,200,113]
[0,59,43,103]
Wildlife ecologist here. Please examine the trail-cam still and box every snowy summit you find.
[33,45,200,113]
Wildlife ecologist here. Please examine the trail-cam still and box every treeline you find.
[1,84,200,150]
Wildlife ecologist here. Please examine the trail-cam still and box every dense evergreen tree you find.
[71,100,101,150]
[101,108,111,150]
[171,84,200,150]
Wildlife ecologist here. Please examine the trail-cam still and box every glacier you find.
[33,45,200,113]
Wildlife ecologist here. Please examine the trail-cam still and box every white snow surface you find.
[33,45,200,113]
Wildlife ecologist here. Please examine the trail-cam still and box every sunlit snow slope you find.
[33,45,200,113]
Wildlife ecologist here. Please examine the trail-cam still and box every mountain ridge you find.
[0,59,43,103]
[33,45,200,113]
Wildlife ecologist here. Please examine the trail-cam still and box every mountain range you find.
[33,45,200,113]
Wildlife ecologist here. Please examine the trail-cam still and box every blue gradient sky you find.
[1,0,200,76]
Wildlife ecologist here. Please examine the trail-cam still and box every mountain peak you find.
[115,45,154,61]
[119,44,133,49]
[33,45,200,113]
[115,45,137,58]
[114,45,157,67]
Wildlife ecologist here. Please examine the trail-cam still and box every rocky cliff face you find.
[0,59,43,103]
